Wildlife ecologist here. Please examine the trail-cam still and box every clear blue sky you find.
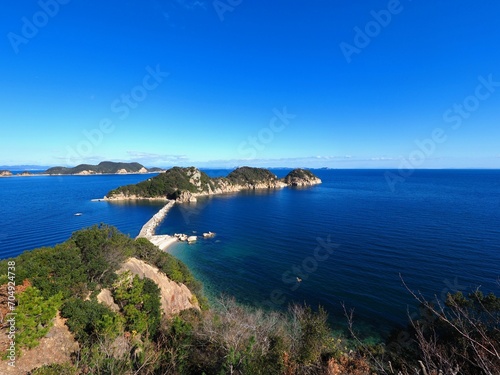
[2,1,500,168]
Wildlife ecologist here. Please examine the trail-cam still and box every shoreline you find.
[136,200,178,251]
[0,171,163,178]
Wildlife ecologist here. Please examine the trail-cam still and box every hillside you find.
[0,227,498,374]
[106,166,322,202]
[44,161,160,175]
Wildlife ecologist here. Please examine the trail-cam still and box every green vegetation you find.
[3,241,87,299]
[133,237,208,309]
[108,166,214,198]
[380,287,500,374]
[107,166,317,199]
[72,225,134,286]
[112,273,162,337]
[11,286,62,355]
[283,168,317,181]
[60,298,123,343]
[44,161,157,175]
[1,225,498,374]
[30,363,78,375]
[226,166,279,185]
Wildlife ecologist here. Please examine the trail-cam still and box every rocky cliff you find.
[117,258,200,316]
[283,168,322,186]
[106,166,321,202]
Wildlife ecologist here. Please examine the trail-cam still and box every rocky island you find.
[45,161,163,175]
[105,166,321,203]
[104,166,322,250]
[0,170,12,177]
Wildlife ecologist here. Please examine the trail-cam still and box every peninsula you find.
[105,166,322,250]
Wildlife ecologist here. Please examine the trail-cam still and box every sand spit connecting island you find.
[100,166,322,251]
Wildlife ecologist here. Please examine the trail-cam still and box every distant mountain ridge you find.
[106,166,322,202]
[45,161,162,175]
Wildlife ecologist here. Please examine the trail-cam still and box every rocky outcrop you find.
[97,288,120,312]
[283,169,322,186]
[18,171,34,176]
[104,193,168,201]
[0,312,79,375]
[0,170,12,177]
[119,258,200,316]
[75,170,94,175]
[175,190,198,203]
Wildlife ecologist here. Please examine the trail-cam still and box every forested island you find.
[0,162,164,177]
[45,161,163,175]
[106,166,322,202]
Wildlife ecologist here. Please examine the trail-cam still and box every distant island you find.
[0,161,164,177]
[105,166,322,202]
[0,170,12,177]
[45,161,164,175]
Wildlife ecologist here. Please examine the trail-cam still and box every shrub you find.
[72,224,134,287]
[112,273,161,337]
[60,298,123,344]
[15,286,63,353]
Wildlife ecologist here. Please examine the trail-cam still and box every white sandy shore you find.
[147,235,179,250]
[136,200,178,251]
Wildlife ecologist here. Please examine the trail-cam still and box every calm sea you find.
[159,169,500,337]
[0,173,165,259]
[1,169,499,337]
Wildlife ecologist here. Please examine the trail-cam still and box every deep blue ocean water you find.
[159,169,500,337]
[1,169,499,338]
[0,173,165,259]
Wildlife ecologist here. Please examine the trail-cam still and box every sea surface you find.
[1,169,499,338]
[0,173,165,259]
[159,169,500,337]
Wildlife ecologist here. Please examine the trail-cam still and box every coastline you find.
[136,200,178,251]
[0,171,163,178]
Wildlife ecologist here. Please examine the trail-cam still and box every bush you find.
[60,298,123,344]
[15,286,63,353]
[112,273,161,337]
[409,288,500,374]
[29,363,77,375]
[72,224,134,287]
[0,241,87,299]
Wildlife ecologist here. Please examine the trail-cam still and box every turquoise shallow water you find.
[1,169,499,338]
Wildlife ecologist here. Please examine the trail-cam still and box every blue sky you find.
[1,0,500,168]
